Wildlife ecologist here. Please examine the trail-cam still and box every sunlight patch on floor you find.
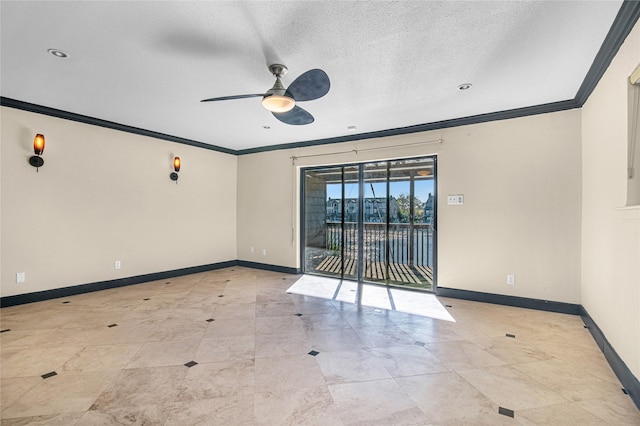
[287,274,455,322]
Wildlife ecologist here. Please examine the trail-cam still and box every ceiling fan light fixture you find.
[262,95,295,113]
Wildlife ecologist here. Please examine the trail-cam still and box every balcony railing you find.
[310,222,434,289]
[326,222,434,266]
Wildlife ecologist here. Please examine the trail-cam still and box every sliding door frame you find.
[300,155,438,293]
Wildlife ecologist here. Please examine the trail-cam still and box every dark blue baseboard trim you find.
[237,260,301,275]
[581,306,640,410]
[0,261,237,307]
[0,260,301,307]
[436,287,581,315]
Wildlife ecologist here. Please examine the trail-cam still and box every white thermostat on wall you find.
[447,195,464,205]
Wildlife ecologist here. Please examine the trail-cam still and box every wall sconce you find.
[29,133,45,171]
[170,156,180,183]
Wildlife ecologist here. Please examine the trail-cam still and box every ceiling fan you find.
[201,64,330,125]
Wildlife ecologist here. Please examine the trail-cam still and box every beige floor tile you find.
[118,308,170,326]
[423,339,506,371]
[516,401,608,425]
[179,292,222,307]
[0,377,40,411]
[60,344,141,373]
[256,315,306,336]
[213,303,256,320]
[176,360,255,401]
[195,335,255,363]
[148,317,208,342]
[78,404,171,425]
[292,297,339,315]
[254,354,326,392]
[203,317,255,338]
[216,292,257,306]
[568,353,621,385]
[254,332,312,358]
[450,317,508,338]
[58,310,130,330]
[351,324,416,348]
[124,338,201,368]
[89,366,187,410]
[64,323,161,346]
[255,301,298,318]
[165,306,217,321]
[253,386,342,426]
[329,378,429,425]
[0,412,85,425]
[527,331,604,361]
[165,395,254,425]
[1,346,85,378]
[315,349,392,384]
[575,394,640,425]
[512,358,623,401]
[343,310,398,328]
[395,371,513,425]
[2,371,117,419]
[394,318,469,343]
[469,336,555,365]
[370,344,451,377]
[0,329,66,351]
[458,365,568,411]
[305,327,368,352]
[300,312,352,332]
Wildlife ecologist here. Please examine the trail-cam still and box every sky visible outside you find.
[327,180,434,203]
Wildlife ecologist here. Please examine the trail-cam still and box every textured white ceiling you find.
[0,1,623,151]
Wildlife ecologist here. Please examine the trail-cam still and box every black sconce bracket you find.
[29,156,44,168]
[170,172,179,181]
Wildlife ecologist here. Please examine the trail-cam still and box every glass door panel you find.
[304,166,359,280]
[303,156,435,292]
[394,158,435,290]
[341,166,360,280]
[363,162,389,284]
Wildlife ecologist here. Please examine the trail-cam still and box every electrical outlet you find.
[262,249,266,256]
[507,275,515,285]
[16,272,25,283]
[115,260,121,270]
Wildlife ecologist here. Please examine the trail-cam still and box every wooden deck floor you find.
[314,255,433,288]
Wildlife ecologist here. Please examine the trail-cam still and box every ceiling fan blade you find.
[201,94,266,102]
[272,105,314,125]
[285,69,330,102]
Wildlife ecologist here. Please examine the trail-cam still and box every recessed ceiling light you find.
[347,125,358,131]
[47,49,68,58]
[458,83,472,91]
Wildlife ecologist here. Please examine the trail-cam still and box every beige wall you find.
[581,20,640,378]
[237,109,582,303]
[1,107,237,298]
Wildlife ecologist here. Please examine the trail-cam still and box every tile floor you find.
[1,267,639,425]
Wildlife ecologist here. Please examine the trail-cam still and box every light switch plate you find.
[447,195,464,205]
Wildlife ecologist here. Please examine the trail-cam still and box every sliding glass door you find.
[303,156,436,291]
